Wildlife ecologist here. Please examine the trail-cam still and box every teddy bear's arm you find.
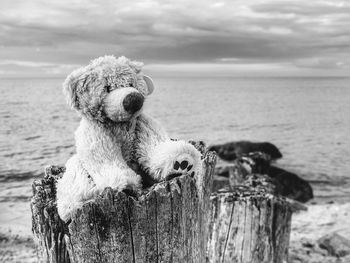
[57,154,141,221]
[135,114,202,182]
[88,163,141,192]
[56,155,99,222]
[74,118,142,191]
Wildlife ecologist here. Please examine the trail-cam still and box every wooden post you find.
[207,185,293,263]
[32,152,295,263]
[31,152,216,263]
[31,166,70,263]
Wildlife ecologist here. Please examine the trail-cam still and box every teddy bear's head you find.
[63,55,154,123]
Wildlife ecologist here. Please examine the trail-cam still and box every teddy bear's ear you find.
[62,68,86,110]
[143,75,154,95]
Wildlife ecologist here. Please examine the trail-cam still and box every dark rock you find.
[214,164,235,178]
[302,240,315,249]
[266,165,313,203]
[239,151,272,174]
[212,175,230,192]
[214,152,270,179]
[241,173,281,195]
[214,152,313,203]
[318,233,350,257]
[208,140,282,162]
[289,239,343,263]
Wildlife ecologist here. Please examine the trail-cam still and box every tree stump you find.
[31,166,70,263]
[32,151,296,263]
[31,152,217,263]
[207,186,293,263]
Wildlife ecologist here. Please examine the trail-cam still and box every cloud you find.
[0,59,80,77]
[294,58,345,69]
[0,0,350,76]
[251,1,350,16]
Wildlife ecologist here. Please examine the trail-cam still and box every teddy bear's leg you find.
[57,159,141,222]
[92,165,141,193]
[56,155,98,222]
[148,140,203,181]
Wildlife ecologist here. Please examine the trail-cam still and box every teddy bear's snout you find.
[123,92,144,114]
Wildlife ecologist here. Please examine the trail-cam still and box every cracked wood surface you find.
[207,189,293,263]
[31,151,216,263]
[66,151,216,263]
[31,166,70,263]
[31,151,293,263]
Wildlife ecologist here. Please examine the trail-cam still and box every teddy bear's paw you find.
[165,155,196,181]
[149,140,202,182]
[97,167,142,191]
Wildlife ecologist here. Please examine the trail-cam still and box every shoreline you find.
[289,202,350,262]
[0,231,36,263]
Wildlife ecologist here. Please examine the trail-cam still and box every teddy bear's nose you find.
[123,92,144,114]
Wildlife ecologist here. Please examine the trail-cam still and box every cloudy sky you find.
[1,0,350,77]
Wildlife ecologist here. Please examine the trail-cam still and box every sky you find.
[1,0,350,77]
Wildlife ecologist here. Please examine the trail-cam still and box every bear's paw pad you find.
[166,157,195,181]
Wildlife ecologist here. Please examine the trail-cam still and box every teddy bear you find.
[56,55,203,222]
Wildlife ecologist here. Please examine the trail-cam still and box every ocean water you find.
[1,76,350,235]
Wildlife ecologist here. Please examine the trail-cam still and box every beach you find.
[1,76,350,262]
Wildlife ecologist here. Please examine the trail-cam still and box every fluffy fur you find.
[56,55,202,222]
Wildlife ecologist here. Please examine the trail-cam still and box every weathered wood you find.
[31,166,70,263]
[207,186,293,263]
[31,152,216,263]
[65,151,216,262]
[32,150,295,263]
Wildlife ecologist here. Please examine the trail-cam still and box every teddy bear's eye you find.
[128,81,134,87]
[105,85,111,92]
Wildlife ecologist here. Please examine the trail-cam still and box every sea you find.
[1,76,350,236]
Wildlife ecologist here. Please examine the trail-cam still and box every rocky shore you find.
[290,203,350,263]
[0,232,36,263]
